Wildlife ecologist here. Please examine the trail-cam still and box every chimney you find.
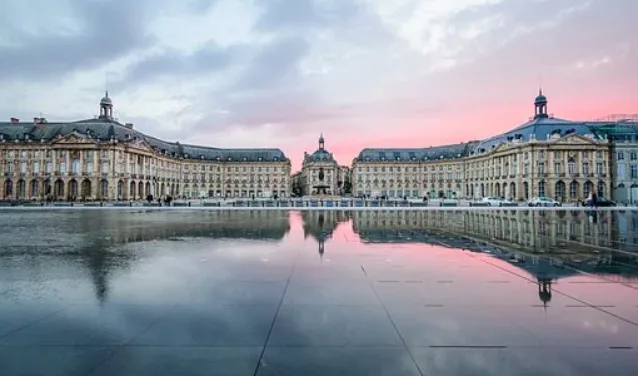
[34,117,41,124]
[10,117,19,123]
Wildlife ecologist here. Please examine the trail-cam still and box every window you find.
[554,151,561,159]
[33,162,40,174]
[538,181,546,197]
[86,162,93,174]
[538,163,545,175]
[539,151,545,159]
[618,152,625,160]
[34,151,40,159]
[46,162,52,173]
[617,164,626,179]
[101,162,109,173]
[583,162,589,175]
[632,152,637,161]
[59,162,66,174]
[596,163,604,175]
[568,161,575,175]
[632,165,638,179]
[554,162,562,175]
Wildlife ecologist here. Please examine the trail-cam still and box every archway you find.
[17,179,26,199]
[160,183,165,196]
[68,179,78,199]
[523,182,529,200]
[4,180,13,198]
[130,181,136,199]
[29,180,39,198]
[138,181,144,199]
[145,182,151,197]
[99,179,109,200]
[117,180,124,200]
[569,181,579,201]
[509,182,516,200]
[54,179,64,199]
[43,179,51,197]
[555,181,566,202]
[81,179,92,199]
[495,183,501,198]
[584,181,593,198]
[538,181,546,198]
[480,183,485,198]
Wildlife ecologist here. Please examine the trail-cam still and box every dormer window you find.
[243,157,247,161]
[216,156,221,161]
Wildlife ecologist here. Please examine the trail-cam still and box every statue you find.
[318,167,325,181]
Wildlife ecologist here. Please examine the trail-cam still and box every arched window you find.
[597,181,606,198]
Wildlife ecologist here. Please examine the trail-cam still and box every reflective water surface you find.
[1,209,638,376]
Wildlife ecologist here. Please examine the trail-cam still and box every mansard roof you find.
[0,118,288,162]
[356,142,479,162]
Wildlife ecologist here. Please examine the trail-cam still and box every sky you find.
[1,0,636,171]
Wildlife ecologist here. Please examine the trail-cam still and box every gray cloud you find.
[0,0,158,82]
[232,37,310,91]
[254,0,361,32]
[122,42,246,85]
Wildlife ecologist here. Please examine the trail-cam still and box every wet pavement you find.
[1,209,637,375]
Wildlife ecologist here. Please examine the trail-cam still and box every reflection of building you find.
[298,135,348,196]
[0,93,291,200]
[0,210,291,303]
[352,210,638,278]
[301,210,351,258]
[352,210,638,304]
[352,92,636,202]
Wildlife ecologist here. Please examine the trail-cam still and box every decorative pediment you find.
[550,133,601,146]
[128,138,155,153]
[52,131,96,145]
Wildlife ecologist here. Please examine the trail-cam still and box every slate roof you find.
[356,142,479,162]
[0,118,288,162]
[306,148,335,162]
[469,116,605,155]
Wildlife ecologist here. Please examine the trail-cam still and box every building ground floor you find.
[0,176,289,201]
[354,177,612,202]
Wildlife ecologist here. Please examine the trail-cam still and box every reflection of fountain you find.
[301,211,351,259]
[537,278,553,307]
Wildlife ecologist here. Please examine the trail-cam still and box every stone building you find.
[0,93,291,201]
[353,92,621,202]
[298,135,348,196]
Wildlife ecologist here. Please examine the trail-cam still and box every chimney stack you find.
[10,117,19,123]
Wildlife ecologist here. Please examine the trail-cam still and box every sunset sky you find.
[1,0,636,170]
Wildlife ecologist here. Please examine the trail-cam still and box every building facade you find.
[353,92,620,202]
[0,93,291,201]
[298,135,348,196]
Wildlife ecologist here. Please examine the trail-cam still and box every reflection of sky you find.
[0,210,637,308]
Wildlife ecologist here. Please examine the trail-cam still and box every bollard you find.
[100,202,103,207]
[129,202,132,207]
[188,202,191,207]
